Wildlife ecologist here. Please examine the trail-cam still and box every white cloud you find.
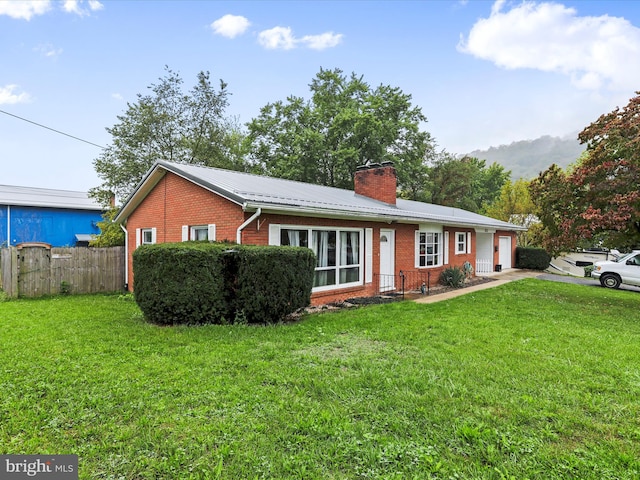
[0,85,32,105]
[111,93,124,101]
[458,1,640,92]
[258,26,297,50]
[62,0,103,16]
[35,43,63,58]
[0,0,52,20]
[0,0,102,19]
[258,26,343,50]
[300,32,343,50]
[211,14,250,38]
[210,13,343,51]
[88,0,103,11]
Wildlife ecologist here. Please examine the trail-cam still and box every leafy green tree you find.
[484,178,538,246]
[529,164,577,256]
[246,68,434,192]
[89,208,125,247]
[91,67,247,205]
[476,160,512,211]
[531,92,640,254]
[422,154,510,212]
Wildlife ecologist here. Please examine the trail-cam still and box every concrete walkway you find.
[414,269,542,304]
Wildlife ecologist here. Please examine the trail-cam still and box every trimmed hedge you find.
[515,246,551,270]
[133,243,230,325]
[232,246,316,324]
[132,242,315,325]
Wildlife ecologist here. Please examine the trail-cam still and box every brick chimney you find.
[354,161,397,205]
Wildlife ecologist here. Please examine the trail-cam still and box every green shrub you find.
[515,247,551,270]
[132,242,315,325]
[60,281,71,295]
[232,246,316,324]
[440,266,466,288]
[583,264,595,278]
[133,243,230,325]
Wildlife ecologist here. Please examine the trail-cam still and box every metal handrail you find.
[374,270,431,298]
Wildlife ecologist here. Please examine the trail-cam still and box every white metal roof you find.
[116,160,526,231]
[0,184,103,211]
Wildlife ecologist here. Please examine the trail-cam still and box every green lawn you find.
[1,279,639,479]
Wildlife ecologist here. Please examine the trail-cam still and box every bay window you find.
[416,230,442,267]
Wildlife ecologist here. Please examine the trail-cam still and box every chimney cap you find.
[356,160,394,171]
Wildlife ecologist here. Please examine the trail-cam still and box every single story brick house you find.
[115,160,525,305]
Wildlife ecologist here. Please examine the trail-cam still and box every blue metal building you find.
[0,185,104,247]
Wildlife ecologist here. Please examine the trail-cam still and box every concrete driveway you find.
[414,268,640,304]
[537,271,640,293]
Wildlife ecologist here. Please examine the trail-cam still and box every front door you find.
[379,229,395,291]
[498,236,512,269]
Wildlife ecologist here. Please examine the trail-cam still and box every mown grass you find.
[1,279,639,479]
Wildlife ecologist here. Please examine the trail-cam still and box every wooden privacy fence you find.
[1,245,125,298]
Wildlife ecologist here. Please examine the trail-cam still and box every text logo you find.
[1,455,78,479]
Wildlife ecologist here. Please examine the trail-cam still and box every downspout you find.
[236,208,261,245]
[6,205,10,246]
[120,224,129,290]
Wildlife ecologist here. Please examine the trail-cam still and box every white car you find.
[591,250,640,289]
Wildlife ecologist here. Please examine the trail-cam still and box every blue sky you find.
[2,0,639,191]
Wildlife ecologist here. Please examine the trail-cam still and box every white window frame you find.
[455,232,467,254]
[270,224,364,293]
[415,226,443,268]
[136,227,156,247]
[182,224,216,242]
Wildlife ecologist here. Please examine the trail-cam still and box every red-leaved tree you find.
[531,92,640,255]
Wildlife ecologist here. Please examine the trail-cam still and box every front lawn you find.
[1,280,639,479]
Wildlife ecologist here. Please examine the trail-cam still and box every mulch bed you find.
[298,276,498,316]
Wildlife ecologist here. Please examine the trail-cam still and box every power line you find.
[0,108,105,149]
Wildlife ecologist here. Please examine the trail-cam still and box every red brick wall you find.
[445,227,475,269]
[246,220,474,305]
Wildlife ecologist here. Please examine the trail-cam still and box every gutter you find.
[236,208,262,244]
[243,202,526,232]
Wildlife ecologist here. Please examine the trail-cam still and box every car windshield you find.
[616,252,638,263]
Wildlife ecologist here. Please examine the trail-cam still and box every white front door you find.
[498,236,512,269]
[379,229,395,291]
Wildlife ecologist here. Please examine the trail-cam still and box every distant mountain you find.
[465,134,585,180]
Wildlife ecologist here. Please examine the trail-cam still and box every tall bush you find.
[132,242,315,325]
[232,246,316,324]
[133,243,230,325]
[515,246,551,270]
